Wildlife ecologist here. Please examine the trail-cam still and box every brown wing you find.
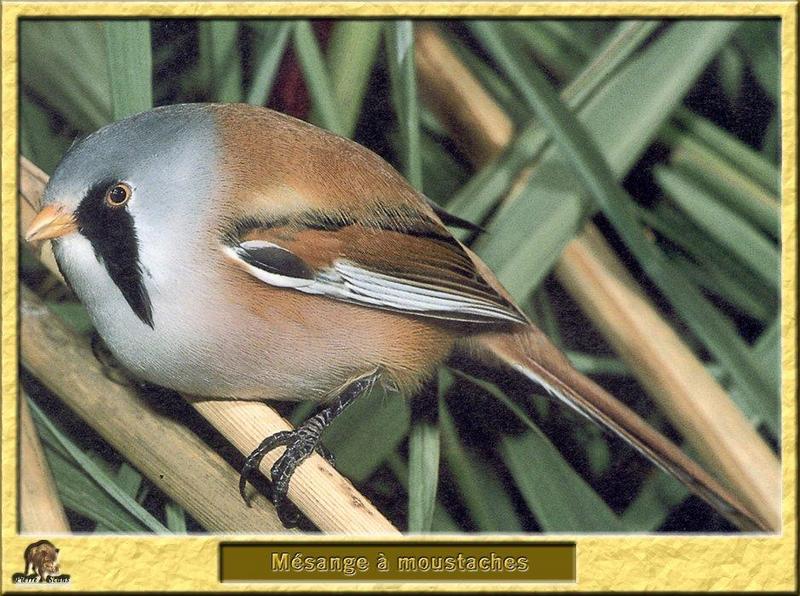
[222,212,527,326]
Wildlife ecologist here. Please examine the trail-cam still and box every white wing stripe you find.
[229,244,524,323]
[336,265,522,322]
[336,262,506,309]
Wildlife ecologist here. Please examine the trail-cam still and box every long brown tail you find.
[459,248,772,533]
[465,327,771,532]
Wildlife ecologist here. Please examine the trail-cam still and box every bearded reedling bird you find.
[25,103,767,531]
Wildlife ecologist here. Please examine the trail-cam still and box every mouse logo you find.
[11,540,70,584]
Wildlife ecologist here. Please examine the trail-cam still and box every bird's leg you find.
[313,441,336,467]
[239,370,380,526]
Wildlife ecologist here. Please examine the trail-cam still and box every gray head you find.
[28,103,219,327]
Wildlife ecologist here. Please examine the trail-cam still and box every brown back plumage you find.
[213,104,770,531]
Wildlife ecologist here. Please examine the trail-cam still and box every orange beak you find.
[25,203,78,242]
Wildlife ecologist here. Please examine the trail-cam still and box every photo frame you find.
[2,1,796,591]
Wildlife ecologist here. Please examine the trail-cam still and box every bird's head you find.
[25,103,219,327]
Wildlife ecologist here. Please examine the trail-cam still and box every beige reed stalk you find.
[19,156,399,535]
[414,25,780,531]
[19,394,70,533]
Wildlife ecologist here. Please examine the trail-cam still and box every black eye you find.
[105,182,132,207]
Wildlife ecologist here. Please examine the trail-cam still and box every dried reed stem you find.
[19,394,70,534]
[558,231,781,529]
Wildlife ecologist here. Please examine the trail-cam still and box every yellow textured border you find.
[1,2,796,592]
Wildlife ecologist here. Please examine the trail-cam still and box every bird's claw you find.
[238,370,379,527]
[238,427,333,527]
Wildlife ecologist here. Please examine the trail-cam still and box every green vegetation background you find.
[19,19,780,533]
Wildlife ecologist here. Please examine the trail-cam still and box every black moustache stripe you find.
[75,178,154,328]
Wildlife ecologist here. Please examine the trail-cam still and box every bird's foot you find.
[239,427,335,526]
[238,370,380,527]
